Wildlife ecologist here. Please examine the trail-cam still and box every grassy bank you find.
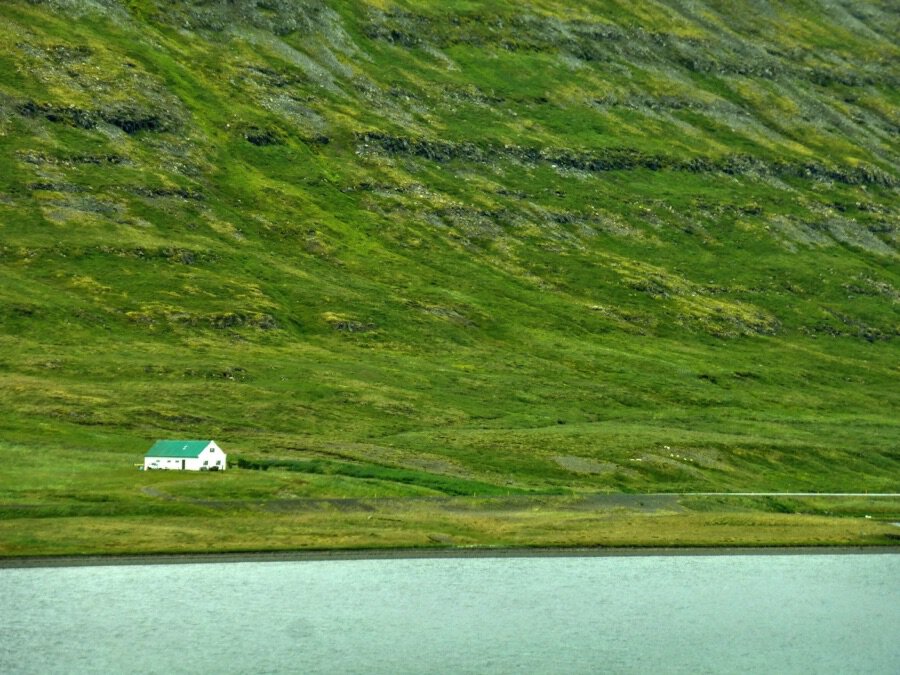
[2,498,898,558]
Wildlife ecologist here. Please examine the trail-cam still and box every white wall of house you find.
[144,456,188,470]
[144,441,227,471]
[197,442,227,470]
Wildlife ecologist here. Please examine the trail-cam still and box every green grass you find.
[3,505,898,557]
[0,0,898,556]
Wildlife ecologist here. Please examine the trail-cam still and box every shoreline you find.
[3,544,899,568]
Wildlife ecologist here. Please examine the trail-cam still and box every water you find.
[1,553,898,674]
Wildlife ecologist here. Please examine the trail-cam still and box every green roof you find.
[146,440,213,458]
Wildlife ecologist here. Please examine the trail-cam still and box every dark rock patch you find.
[356,131,897,187]
[244,126,284,146]
[27,181,86,193]
[18,150,127,166]
[129,186,204,200]
[17,101,95,129]
[99,105,172,134]
[331,320,377,333]
[17,100,177,134]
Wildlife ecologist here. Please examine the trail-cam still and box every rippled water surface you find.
[1,553,898,673]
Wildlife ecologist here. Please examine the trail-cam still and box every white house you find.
[144,440,227,471]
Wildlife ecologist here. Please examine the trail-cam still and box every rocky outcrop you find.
[356,131,897,187]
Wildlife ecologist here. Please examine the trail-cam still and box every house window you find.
[203,460,208,466]
[215,460,221,465]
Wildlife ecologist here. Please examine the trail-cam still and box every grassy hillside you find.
[0,0,898,553]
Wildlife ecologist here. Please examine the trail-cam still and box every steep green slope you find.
[0,0,898,519]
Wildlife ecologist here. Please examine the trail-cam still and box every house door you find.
[181,460,185,469]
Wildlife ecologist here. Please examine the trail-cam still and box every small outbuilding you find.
[144,440,227,471]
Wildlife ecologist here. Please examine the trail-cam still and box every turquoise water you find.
[1,553,898,674]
